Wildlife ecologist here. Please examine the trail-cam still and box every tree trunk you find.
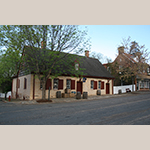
[5,92,7,100]
[42,79,46,100]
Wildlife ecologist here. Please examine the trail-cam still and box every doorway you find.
[106,83,110,94]
[77,81,82,94]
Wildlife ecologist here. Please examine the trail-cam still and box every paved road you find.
[0,92,150,125]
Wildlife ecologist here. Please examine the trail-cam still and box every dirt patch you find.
[36,99,53,103]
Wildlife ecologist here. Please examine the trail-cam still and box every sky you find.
[82,25,150,63]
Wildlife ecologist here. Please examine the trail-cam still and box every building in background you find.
[103,46,150,90]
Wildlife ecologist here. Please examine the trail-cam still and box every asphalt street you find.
[0,92,150,125]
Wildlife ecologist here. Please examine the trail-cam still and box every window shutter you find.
[58,79,63,90]
[101,81,104,89]
[94,81,97,89]
[46,79,51,90]
[71,80,75,90]
[24,78,27,89]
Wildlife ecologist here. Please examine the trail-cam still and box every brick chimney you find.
[85,50,89,57]
[118,46,124,55]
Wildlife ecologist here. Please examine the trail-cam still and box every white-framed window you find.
[91,80,94,89]
[75,63,79,71]
[66,79,71,89]
[98,81,101,89]
[107,66,109,71]
[140,81,144,89]
[53,79,59,89]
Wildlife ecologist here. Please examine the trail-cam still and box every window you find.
[24,78,27,89]
[53,79,59,89]
[75,63,79,71]
[66,79,71,89]
[98,81,101,89]
[107,66,109,71]
[107,67,111,73]
[147,68,149,73]
[91,80,94,89]
[140,81,144,89]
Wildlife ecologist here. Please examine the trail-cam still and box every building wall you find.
[12,74,113,100]
[12,74,32,100]
[33,75,113,99]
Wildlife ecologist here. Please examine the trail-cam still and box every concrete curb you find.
[1,91,147,105]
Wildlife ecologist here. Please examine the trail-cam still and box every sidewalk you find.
[0,92,140,105]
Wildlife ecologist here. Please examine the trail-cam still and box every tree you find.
[0,52,20,99]
[90,51,112,64]
[0,25,90,100]
[118,37,149,90]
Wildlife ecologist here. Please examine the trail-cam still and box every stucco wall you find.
[33,75,113,99]
[12,75,32,100]
[12,74,113,100]
[83,78,113,96]
[34,76,79,99]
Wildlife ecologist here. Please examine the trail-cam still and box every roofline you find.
[30,72,114,79]
[13,72,115,80]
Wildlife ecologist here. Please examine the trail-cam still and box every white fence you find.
[113,84,135,94]
[0,91,11,98]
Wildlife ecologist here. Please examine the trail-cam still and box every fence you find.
[113,84,135,94]
[0,91,11,98]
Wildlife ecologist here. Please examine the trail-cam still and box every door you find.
[77,81,82,94]
[106,83,110,94]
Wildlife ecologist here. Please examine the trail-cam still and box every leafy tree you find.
[109,37,150,90]
[120,36,149,80]
[0,52,20,99]
[0,25,90,100]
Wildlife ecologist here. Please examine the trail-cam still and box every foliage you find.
[0,25,90,100]
[0,52,20,98]
[108,37,150,86]
[120,36,150,62]
[119,37,149,80]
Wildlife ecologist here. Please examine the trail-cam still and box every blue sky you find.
[83,25,150,63]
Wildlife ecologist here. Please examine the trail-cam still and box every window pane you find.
[24,78,27,89]
[66,79,71,89]
[98,81,101,89]
[75,63,79,70]
[91,81,94,89]
[53,79,58,89]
